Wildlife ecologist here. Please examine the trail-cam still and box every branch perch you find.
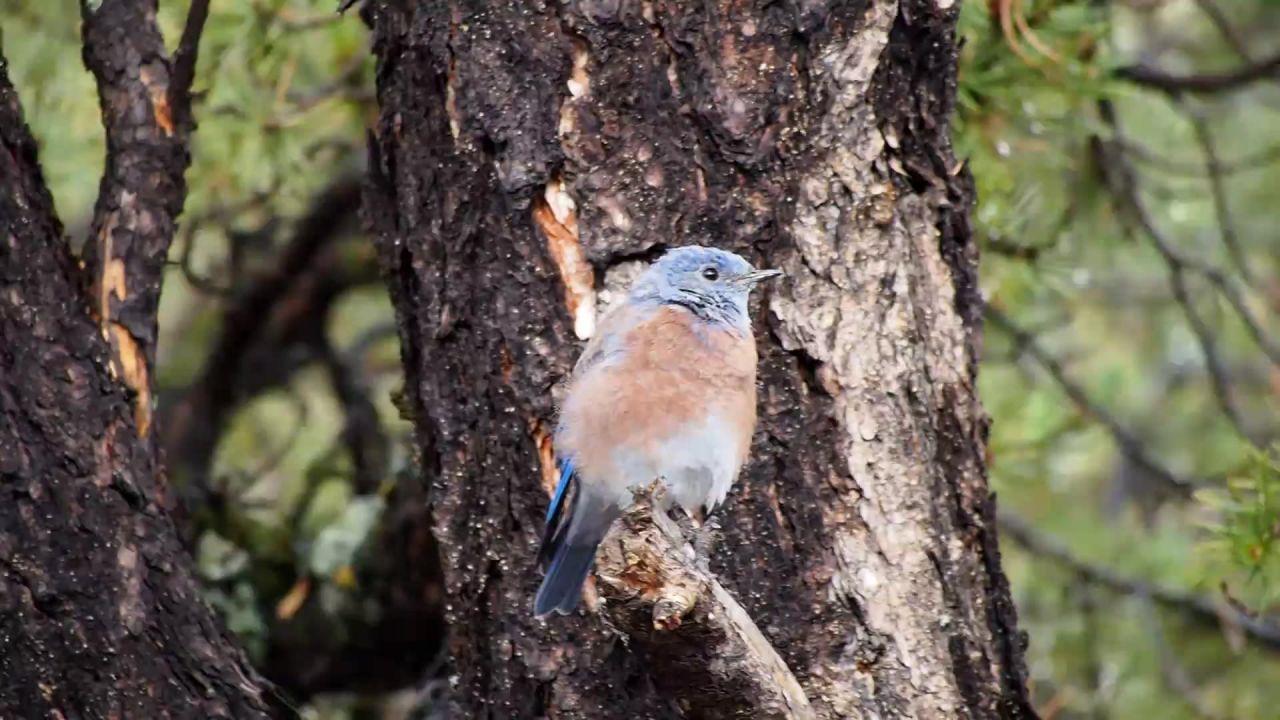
[593,486,815,720]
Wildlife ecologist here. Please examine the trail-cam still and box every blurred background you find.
[3,0,1279,717]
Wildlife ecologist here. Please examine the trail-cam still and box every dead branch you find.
[592,487,816,720]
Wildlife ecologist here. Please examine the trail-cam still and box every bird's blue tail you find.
[535,458,613,617]
[534,539,599,616]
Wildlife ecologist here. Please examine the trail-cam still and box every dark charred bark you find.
[79,0,208,445]
[366,0,1035,717]
[0,55,278,718]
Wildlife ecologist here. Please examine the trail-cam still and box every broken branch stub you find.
[593,486,815,720]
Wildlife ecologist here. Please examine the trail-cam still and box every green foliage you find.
[307,494,385,577]
[205,580,271,662]
[198,529,253,582]
[1,0,105,219]
[962,0,1280,717]
[1200,448,1280,608]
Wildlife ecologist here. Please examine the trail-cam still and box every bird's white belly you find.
[608,414,741,516]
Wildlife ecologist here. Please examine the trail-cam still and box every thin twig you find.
[1117,101,1262,444]
[1097,124,1280,373]
[323,336,391,494]
[1166,267,1258,445]
[1139,597,1224,720]
[1117,138,1280,177]
[1192,0,1254,63]
[1075,585,1109,720]
[170,0,212,126]
[987,306,1206,495]
[345,322,399,363]
[168,185,281,297]
[982,232,1051,262]
[1180,102,1252,285]
[1117,51,1280,94]
[246,390,310,482]
[174,229,235,296]
[998,511,1280,652]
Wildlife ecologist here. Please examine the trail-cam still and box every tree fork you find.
[0,6,280,716]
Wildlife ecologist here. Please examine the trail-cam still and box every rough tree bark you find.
[367,0,1035,718]
[0,2,279,716]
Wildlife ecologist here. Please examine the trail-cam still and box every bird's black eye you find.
[701,267,719,281]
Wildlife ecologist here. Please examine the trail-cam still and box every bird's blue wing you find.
[535,455,613,616]
[546,456,575,526]
[538,456,577,570]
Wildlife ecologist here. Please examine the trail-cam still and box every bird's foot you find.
[690,515,721,572]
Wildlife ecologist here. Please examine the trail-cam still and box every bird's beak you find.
[737,268,784,286]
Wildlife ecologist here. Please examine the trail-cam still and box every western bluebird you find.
[535,246,781,616]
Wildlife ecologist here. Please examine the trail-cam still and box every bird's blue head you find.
[630,246,782,329]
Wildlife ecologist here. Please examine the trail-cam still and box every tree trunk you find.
[366,0,1035,718]
[0,28,278,720]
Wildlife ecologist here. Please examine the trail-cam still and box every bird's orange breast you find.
[557,305,758,482]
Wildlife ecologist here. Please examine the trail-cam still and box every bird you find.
[535,245,782,617]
